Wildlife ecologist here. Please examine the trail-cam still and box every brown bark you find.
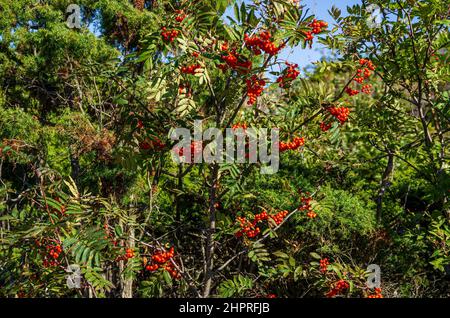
[121,226,135,298]
[376,152,395,223]
[202,164,219,298]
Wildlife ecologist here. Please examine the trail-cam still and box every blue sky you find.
[276,0,360,70]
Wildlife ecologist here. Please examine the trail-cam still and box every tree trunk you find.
[175,165,183,224]
[376,152,394,223]
[202,164,219,298]
[121,226,135,298]
[70,152,80,184]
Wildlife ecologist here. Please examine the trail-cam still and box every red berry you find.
[244,31,283,56]
[328,106,350,124]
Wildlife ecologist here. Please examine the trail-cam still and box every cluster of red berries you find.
[270,210,288,225]
[299,194,317,219]
[117,248,135,262]
[218,43,252,73]
[246,75,266,105]
[276,62,300,88]
[306,211,317,219]
[346,58,376,96]
[174,141,203,163]
[326,279,350,298]
[220,51,237,67]
[125,248,134,259]
[303,19,328,43]
[175,10,186,22]
[345,86,359,96]
[145,247,181,279]
[309,19,328,34]
[181,64,201,75]
[279,136,305,152]
[235,210,289,239]
[232,122,248,130]
[320,122,332,132]
[367,287,383,298]
[139,137,166,151]
[145,264,159,271]
[103,223,118,246]
[219,53,252,73]
[354,68,372,84]
[361,84,372,95]
[360,58,375,68]
[320,258,330,273]
[254,211,270,223]
[161,27,179,42]
[47,244,62,259]
[328,106,350,125]
[151,247,174,264]
[358,58,376,72]
[304,31,314,42]
[235,216,262,238]
[244,31,283,56]
[42,242,63,267]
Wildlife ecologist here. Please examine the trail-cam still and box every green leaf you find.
[114,225,123,237]
[310,252,321,260]
[81,247,91,264]
[288,256,296,267]
[273,251,289,259]
[162,270,173,286]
